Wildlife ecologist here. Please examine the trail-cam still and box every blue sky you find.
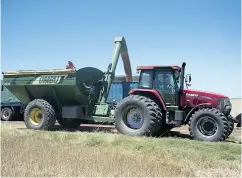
[1,0,241,98]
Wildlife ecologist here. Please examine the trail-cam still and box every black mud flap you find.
[235,113,241,127]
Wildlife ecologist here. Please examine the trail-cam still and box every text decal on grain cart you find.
[32,75,68,85]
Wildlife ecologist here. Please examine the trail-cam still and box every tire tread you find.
[24,99,56,130]
[115,94,163,136]
[188,108,229,141]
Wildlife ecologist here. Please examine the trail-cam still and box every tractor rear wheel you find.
[188,108,229,142]
[24,99,56,130]
[57,118,82,129]
[114,95,162,137]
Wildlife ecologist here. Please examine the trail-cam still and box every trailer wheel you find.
[24,99,56,130]
[114,95,162,137]
[57,118,82,129]
[1,107,13,121]
[188,108,229,142]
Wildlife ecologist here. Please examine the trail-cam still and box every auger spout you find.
[100,36,133,103]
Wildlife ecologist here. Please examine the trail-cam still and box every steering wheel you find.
[156,82,175,93]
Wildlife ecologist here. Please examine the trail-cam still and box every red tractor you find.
[114,62,237,142]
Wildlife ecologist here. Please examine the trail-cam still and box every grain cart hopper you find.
[2,36,133,129]
[114,63,238,141]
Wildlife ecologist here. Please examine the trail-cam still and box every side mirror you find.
[186,74,192,83]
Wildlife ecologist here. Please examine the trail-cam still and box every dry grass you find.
[1,124,241,177]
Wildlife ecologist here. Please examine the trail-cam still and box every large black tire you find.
[57,118,82,129]
[225,121,234,138]
[188,108,229,142]
[114,95,162,137]
[1,107,13,121]
[24,99,56,130]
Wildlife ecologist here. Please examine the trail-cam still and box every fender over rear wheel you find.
[24,99,56,130]
[114,95,162,137]
[188,108,229,142]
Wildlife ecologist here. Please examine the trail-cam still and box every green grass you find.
[1,124,241,177]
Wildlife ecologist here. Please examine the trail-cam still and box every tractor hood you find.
[183,89,232,116]
[184,89,228,100]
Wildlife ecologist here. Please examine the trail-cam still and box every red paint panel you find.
[180,89,227,108]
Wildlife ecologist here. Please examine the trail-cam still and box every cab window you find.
[139,70,153,88]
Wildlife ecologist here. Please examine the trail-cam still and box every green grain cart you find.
[2,36,133,129]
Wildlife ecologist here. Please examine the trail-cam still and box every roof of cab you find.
[136,65,181,70]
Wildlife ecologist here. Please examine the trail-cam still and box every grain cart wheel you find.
[188,108,229,142]
[24,99,56,130]
[57,118,82,129]
[114,95,162,137]
[1,107,13,121]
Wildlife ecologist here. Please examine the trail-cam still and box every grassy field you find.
[1,123,241,177]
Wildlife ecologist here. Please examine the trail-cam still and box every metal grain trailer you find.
[1,82,24,121]
[107,82,138,104]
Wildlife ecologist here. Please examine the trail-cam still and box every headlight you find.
[216,97,232,115]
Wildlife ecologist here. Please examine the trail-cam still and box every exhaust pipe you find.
[180,62,186,93]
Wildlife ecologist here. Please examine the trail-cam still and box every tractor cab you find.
[135,64,190,107]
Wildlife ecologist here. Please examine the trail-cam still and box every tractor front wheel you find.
[24,99,56,130]
[188,108,229,142]
[114,95,162,137]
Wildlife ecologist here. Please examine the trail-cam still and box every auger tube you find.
[100,36,133,103]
